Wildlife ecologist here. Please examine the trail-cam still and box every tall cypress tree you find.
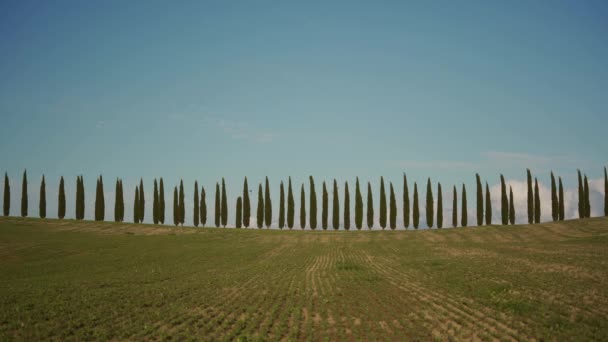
[583,174,590,218]
[509,185,515,225]
[159,178,165,224]
[485,182,491,225]
[3,173,9,216]
[534,178,541,224]
[577,170,583,219]
[75,176,80,220]
[95,178,100,221]
[114,179,120,222]
[452,186,457,228]
[214,183,220,227]
[344,181,350,231]
[500,175,508,225]
[264,177,271,228]
[139,178,145,223]
[179,180,185,226]
[95,176,104,221]
[309,176,317,230]
[379,177,387,229]
[134,186,140,223]
[355,177,363,230]
[243,177,250,228]
[461,184,468,227]
[221,178,227,228]
[476,173,483,226]
[437,183,443,229]
[200,186,207,226]
[257,183,264,229]
[193,181,199,227]
[527,169,534,224]
[39,175,46,219]
[426,178,433,229]
[300,184,306,229]
[605,167,608,217]
[322,182,328,230]
[173,186,178,226]
[58,176,65,219]
[236,197,242,229]
[287,177,294,229]
[551,172,558,222]
[153,179,159,224]
[412,182,419,229]
[21,170,27,217]
[79,176,85,220]
[403,174,410,229]
[389,183,397,230]
[559,177,565,221]
[278,181,285,229]
[332,179,339,230]
[367,182,374,229]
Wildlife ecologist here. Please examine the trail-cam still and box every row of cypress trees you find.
[2,168,608,228]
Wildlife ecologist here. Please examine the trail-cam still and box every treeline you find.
[2,168,607,229]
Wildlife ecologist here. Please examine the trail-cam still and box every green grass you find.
[1,216,607,341]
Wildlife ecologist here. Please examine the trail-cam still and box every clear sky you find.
[0,0,606,227]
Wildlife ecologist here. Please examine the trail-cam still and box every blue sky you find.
[0,1,606,227]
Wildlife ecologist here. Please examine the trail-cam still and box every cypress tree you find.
[550,172,558,222]
[278,181,285,229]
[120,180,125,222]
[332,179,339,230]
[437,183,443,229]
[221,178,228,228]
[243,177,250,228]
[527,169,534,224]
[403,174,410,229]
[236,197,242,228]
[193,181,199,227]
[114,179,120,222]
[214,183,220,227]
[264,177,271,228]
[21,170,27,217]
[389,183,397,230]
[412,182,419,229]
[159,178,165,224]
[287,177,294,229]
[485,182,492,225]
[134,186,140,223]
[577,170,583,219]
[58,176,65,219]
[75,176,80,220]
[153,179,159,224]
[79,176,85,220]
[173,186,178,226]
[509,185,515,225]
[94,178,100,221]
[39,175,46,219]
[344,181,350,231]
[139,178,145,223]
[100,176,105,221]
[583,174,590,218]
[367,182,374,229]
[3,173,9,216]
[500,174,508,225]
[461,184,468,227]
[534,178,541,224]
[309,176,317,230]
[179,180,185,226]
[476,173,483,226]
[355,177,363,230]
[426,178,433,228]
[559,177,565,221]
[605,167,608,217]
[300,184,306,229]
[322,181,328,230]
[379,177,387,229]
[200,186,207,226]
[452,186,457,227]
[257,183,264,229]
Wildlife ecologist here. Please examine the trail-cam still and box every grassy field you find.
[0,217,607,341]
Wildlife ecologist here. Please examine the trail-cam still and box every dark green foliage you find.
[355,177,363,230]
[278,181,285,229]
[551,172,558,222]
[485,182,491,225]
[287,177,294,229]
[193,181,199,227]
[583,175,590,218]
[215,183,220,228]
[309,176,317,230]
[534,178,541,224]
[75,176,85,220]
[389,183,396,230]
[509,186,515,225]
[500,174,508,225]
[236,197,242,228]
[379,177,387,229]
[476,173,483,226]
[58,176,65,219]
[179,180,185,225]
[403,174,410,229]
[114,179,121,222]
[39,175,46,219]
[264,177,271,228]
[200,186,207,226]
[461,184,467,227]
[243,177,250,228]
[605,167,608,216]
[437,183,443,229]
[527,169,534,224]
[367,182,374,229]
[452,186,457,227]
[153,179,159,225]
[173,186,178,226]
[159,178,165,224]
[332,179,339,230]
[412,182,419,229]
[21,170,27,217]
[344,181,350,231]
[134,186,140,223]
[300,184,306,229]
[577,170,583,219]
[322,182,328,230]
[95,176,105,221]
[559,177,565,221]
[257,183,264,229]
[426,178,433,228]
[3,173,9,216]
[139,179,145,223]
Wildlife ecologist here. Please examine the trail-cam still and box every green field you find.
[1,217,607,341]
